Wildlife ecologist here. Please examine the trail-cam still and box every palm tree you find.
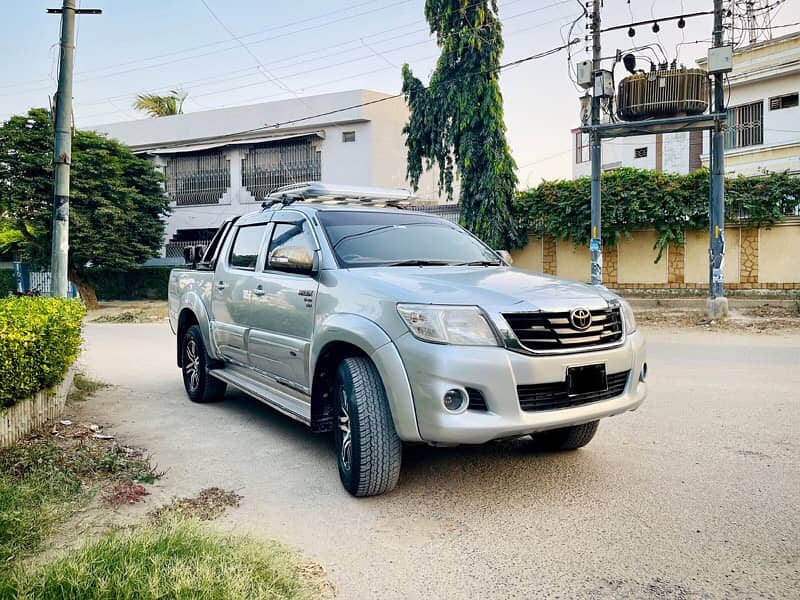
[132,89,188,118]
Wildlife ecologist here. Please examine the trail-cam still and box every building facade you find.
[570,31,800,180]
[94,89,447,257]
[697,31,800,176]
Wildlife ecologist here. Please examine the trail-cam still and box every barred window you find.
[575,132,589,163]
[242,138,322,201]
[725,101,763,149]
[634,147,648,159]
[164,151,230,206]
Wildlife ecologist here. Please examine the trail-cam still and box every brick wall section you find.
[740,228,759,284]
[616,282,800,290]
[602,246,618,285]
[668,243,685,284]
[542,235,557,275]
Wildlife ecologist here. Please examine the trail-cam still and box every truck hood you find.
[344,266,617,311]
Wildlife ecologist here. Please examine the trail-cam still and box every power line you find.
[71,3,573,121]
[133,38,581,151]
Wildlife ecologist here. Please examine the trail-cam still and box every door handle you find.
[216,281,226,291]
[253,285,265,297]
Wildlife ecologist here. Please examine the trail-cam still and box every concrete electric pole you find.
[47,1,100,298]
[589,0,602,286]
[708,0,728,318]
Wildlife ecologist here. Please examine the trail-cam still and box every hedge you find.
[513,168,800,260]
[0,297,85,408]
[83,267,172,301]
[0,270,14,297]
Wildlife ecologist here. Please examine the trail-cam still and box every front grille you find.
[466,388,488,411]
[517,370,630,412]
[503,307,623,352]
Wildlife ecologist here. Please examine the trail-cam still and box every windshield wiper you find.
[386,260,454,267]
[455,260,502,266]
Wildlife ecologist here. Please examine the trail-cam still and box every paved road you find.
[80,324,799,599]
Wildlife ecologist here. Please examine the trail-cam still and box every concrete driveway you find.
[79,323,799,599]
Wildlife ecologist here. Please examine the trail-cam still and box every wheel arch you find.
[309,314,421,442]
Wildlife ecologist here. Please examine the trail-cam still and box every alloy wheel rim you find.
[338,387,352,471]
[185,339,200,391]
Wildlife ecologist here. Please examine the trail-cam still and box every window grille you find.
[725,101,763,149]
[769,93,798,110]
[634,147,648,159]
[242,138,322,201]
[164,151,230,206]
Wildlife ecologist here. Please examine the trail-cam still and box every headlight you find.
[618,299,637,334]
[396,304,499,346]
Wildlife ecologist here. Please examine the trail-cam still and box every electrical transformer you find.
[616,68,709,121]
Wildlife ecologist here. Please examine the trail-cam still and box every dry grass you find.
[637,304,800,333]
[151,487,243,522]
[87,301,168,324]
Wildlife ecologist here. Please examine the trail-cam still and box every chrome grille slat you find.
[503,307,623,352]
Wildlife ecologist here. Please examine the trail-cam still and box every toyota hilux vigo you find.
[168,182,647,497]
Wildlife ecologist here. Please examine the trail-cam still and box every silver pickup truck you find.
[169,182,647,497]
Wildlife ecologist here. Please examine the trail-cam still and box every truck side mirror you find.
[268,247,315,274]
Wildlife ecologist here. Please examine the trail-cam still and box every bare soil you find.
[637,303,800,333]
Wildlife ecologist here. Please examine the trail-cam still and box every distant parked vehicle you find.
[168,182,648,497]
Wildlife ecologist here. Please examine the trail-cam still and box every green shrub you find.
[0,270,15,296]
[0,297,85,407]
[82,267,172,301]
[0,519,315,599]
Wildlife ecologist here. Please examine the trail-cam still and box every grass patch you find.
[0,425,160,563]
[0,519,315,599]
[68,372,109,402]
[91,310,142,323]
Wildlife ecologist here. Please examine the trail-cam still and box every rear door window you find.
[229,224,267,270]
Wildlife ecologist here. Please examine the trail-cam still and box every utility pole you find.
[589,0,603,285]
[47,1,100,297]
[589,0,602,286]
[708,0,728,318]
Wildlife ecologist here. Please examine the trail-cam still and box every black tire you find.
[333,357,402,497]
[530,420,599,451]
[181,325,226,403]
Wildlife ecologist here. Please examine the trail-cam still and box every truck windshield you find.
[317,211,501,268]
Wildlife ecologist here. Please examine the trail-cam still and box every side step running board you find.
[209,368,311,425]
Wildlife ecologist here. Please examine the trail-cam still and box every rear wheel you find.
[181,325,226,403]
[530,420,599,451]
[333,357,402,497]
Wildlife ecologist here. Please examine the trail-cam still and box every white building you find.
[94,89,446,257]
[569,31,800,180]
[571,128,701,178]
[698,31,800,176]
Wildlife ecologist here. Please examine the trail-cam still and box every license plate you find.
[567,364,607,396]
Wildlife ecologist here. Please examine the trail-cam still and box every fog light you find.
[443,389,467,412]
[639,362,648,382]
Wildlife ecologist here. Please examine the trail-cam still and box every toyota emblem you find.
[569,307,592,330]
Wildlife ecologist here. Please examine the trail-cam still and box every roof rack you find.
[261,181,415,210]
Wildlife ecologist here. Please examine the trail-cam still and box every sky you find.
[1,0,798,186]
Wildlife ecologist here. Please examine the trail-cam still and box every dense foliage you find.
[402,0,518,249]
[0,270,14,296]
[0,297,85,407]
[0,108,170,306]
[513,168,799,259]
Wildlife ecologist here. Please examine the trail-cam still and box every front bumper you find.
[395,330,647,444]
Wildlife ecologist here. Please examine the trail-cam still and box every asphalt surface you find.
[80,323,799,599]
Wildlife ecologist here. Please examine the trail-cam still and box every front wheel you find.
[530,420,599,451]
[333,357,402,497]
[181,325,226,403]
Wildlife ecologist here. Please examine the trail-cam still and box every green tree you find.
[0,108,170,307]
[402,0,519,249]
[132,89,187,117]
